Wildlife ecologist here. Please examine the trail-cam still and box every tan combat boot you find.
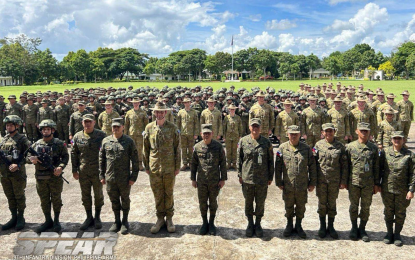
[166,217,176,233]
[150,217,165,234]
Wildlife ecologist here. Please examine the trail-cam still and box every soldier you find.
[237,118,274,238]
[69,101,88,140]
[200,98,223,141]
[397,90,413,139]
[4,95,23,135]
[99,118,139,234]
[349,97,377,141]
[327,96,351,144]
[0,116,31,231]
[249,91,274,138]
[55,97,71,145]
[143,101,181,234]
[0,95,6,136]
[345,122,380,242]
[377,108,402,150]
[71,114,107,230]
[275,125,317,239]
[238,94,252,136]
[191,124,227,236]
[37,99,55,126]
[223,104,243,169]
[274,99,300,144]
[124,97,149,171]
[98,101,121,136]
[27,119,69,233]
[22,96,39,143]
[379,131,415,246]
[313,123,348,239]
[377,93,400,124]
[176,98,199,171]
[301,95,326,147]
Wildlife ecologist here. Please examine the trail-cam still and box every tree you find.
[143,57,158,76]
[366,65,377,80]
[323,55,342,80]
[253,50,273,80]
[391,41,415,79]
[91,57,105,83]
[306,53,321,80]
[405,52,415,78]
[290,63,300,80]
[279,62,290,81]
[71,49,91,82]
[342,49,361,76]
[378,60,395,79]
[35,48,58,83]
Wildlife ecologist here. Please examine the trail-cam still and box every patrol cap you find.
[391,131,404,138]
[111,118,124,127]
[322,123,336,131]
[8,95,16,99]
[249,118,261,126]
[287,125,300,134]
[78,101,86,106]
[41,99,48,104]
[357,122,371,131]
[201,124,213,133]
[82,114,95,121]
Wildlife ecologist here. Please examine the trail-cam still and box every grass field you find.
[0,80,414,102]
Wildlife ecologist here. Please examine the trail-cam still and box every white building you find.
[0,76,19,86]
[310,68,330,78]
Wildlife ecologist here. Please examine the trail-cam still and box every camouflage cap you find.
[383,107,397,114]
[111,118,124,126]
[8,95,16,99]
[41,99,48,104]
[391,131,404,138]
[322,123,336,130]
[357,122,371,131]
[201,124,213,133]
[82,114,95,121]
[249,118,261,126]
[182,98,191,103]
[308,95,318,101]
[287,125,300,134]
[78,101,86,106]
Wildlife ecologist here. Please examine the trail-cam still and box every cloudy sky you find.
[0,0,414,60]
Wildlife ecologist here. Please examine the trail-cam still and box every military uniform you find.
[300,105,326,147]
[377,118,402,148]
[22,103,39,142]
[200,107,223,140]
[249,102,274,138]
[327,104,350,145]
[223,112,243,168]
[37,106,54,124]
[0,100,7,136]
[274,109,299,143]
[396,97,413,139]
[176,106,199,168]
[54,103,70,144]
[98,110,121,136]
[349,107,377,140]
[69,109,89,137]
[238,100,252,136]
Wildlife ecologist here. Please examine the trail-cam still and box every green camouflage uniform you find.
[37,107,54,124]
[200,108,223,140]
[377,102,399,125]
[349,108,377,141]
[377,119,402,148]
[191,139,227,216]
[22,104,39,142]
[396,100,413,139]
[300,107,326,147]
[327,107,350,144]
[98,111,121,136]
[54,104,70,144]
[237,135,274,218]
[249,103,274,137]
[0,101,6,136]
[71,129,107,210]
[274,111,299,143]
[4,102,23,134]
[223,114,243,165]
[124,108,149,164]
[237,101,252,136]
[69,110,88,137]
[176,108,199,165]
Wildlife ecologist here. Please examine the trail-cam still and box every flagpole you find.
[231,35,234,81]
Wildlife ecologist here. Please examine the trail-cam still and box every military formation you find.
[0,82,413,247]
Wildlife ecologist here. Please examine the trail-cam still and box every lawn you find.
[0,80,414,102]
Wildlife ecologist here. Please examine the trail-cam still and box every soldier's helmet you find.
[3,115,23,126]
[39,119,57,130]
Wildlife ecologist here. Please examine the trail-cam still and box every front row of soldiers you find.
[0,113,414,247]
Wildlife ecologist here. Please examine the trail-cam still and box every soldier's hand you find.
[268,130,272,135]
[73,172,79,180]
[146,170,150,175]
[278,186,284,190]
[9,164,19,172]
[216,135,221,140]
[268,180,272,186]
[406,191,414,200]
[101,179,106,185]
[302,134,307,140]
[69,135,73,140]
[238,177,243,185]
[192,181,197,188]
[344,136,349,141]
[30,156,39,164]
[378,144,383,150]
[194,135,198,140]
[218,180,225,189]
[23,123,25,127]
[174,169,180,175]
[129,180,135,186]
[54,167,63,176]
[340,184,347,189]
[373,185,379,194]
[223,138,226,142]
[277,136,281,140]
[308,185,315,192]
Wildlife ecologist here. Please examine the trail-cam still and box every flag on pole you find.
[231,35,233,46]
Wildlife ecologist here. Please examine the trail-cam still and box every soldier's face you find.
[42,103,47,108]
[403,94,409,101]
[155,111,167,120]
[386,113,393,120]
[229,109,236,116]
[183,102,190,108]
[356,129,369,140]
[41,127,53,137]
[334,101,342,110]
[387,98,394,104]
[133,102,140,109]
[378,95,384,102]
[257,97,264,104]
[82,119,95,132]
[8,98,16,104]
[112,125,124,135]
[284,104,291,112]
[288,133,300,144]
[323,128,335,141]
[249,124,260,135]
[202,132,213,143]
[105,104,112,111]
[78,105,85,111]
[207,102,215,109]
[392,137,404,146]
[5,123,17,133]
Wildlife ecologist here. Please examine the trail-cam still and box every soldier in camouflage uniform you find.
[37,99,55,125]
[191,93,205,119]
[345,122,380,242]
[55,97,70,145]
[313,123,348,239]
[177,98,199,170]
[377,93,400,125]
[379,131,415,246]
[327,96,351,144]
[124,98,149,171]
[349,97,377,141]
[71,114,107,230]
[396,90,413,139]
[237,118,274,238]
[191,124,227,236]
[0,95,6,136]
[274,99,299,144]
[377,107,402,149]
[301,95,326,147]
[143,102,181,234]
[275,125,317,239]
[223,104,243,169]
[237,94,252,136]
[22,96,39,143]
[0,116,31,231]
[4,95,23,135]
[98,101,121,136]
[99,118,139,235]
[249,91,274,138]
[27,119,69,233]
[200,98,223,141]
[69,101,88,140]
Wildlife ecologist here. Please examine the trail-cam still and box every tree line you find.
[1,34,415,85]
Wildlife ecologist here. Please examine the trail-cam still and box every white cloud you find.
[266,19,297,30]
[324,19,354,32]
[378,14,415,49]
[247,32,278,49]
[247,14,261,22]
[328,0,368,5]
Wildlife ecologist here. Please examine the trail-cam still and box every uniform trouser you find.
[131,135,144,163]
[197,182,220,216]
[283,187,308,219]
[381,191,411,225]
[0,120,4,136]
[1,176,26,211]
[180,135,194,165]
[57,122,69,144]
[241,118,249,136]
[36,176,63,213]
[25,122,37,142]
[106,179,131,212]
[348,184,373,221]
[79,173,104,210]
[316,181,339,218]
[305,134,320,147]
[225,138,238,164]
[242,183,268,217]
[402,121,411,139]
[150,171,176,218]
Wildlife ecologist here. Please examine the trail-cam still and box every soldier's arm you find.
[370,111,377,137]
[59,142,70,169]
[70,135,80,173]
[222,117,227,139]
[373,146,380,186]
[274,148,283,187]
[409,153,415,193]
[124,114,130,135]
[236,139,243,178]
[176,111,182,132]
[269,107,275,130]
[274,114,281,136]
[378,149,386,185]
[377,125,383,145]
[344,112,351,137]
[190,146,199,181]
[219,144,227,181]
[99,142,106,180]
[129,140,139,181]
[300,112,306,134]
[69,115,74,136]
[173,127,181,171]
[217,112,223,136]
[143,111,149,126]
[238,117,243,138]
[193,111,200,136]
[143,128,150,170]
[340,146,349,186]
[267,142,274,182]
[308,147,317,187]
[98,113,103,129]
[411,102,414,121]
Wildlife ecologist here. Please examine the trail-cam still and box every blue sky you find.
[0,0,414,60]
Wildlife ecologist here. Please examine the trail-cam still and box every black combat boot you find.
[199,215,209,235]
[246,216,254,237]
[15,209,26,231]
[295,218,307,239]
[327,217,338,239]
[94,207,102,229]
[283,217,293,237]
[109,211,121,232]
[394,224,403,247]
[254,217,263,238]
[35,211,53,233]
[209,214,217,236]
[80,210,94,230]
[359,220,369,242]
[349,219,358,240]
[318,216,326,238]
[53,211,62,232]
[383,221,394,244]
[120,211,129,235]
[1,208,17,230]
